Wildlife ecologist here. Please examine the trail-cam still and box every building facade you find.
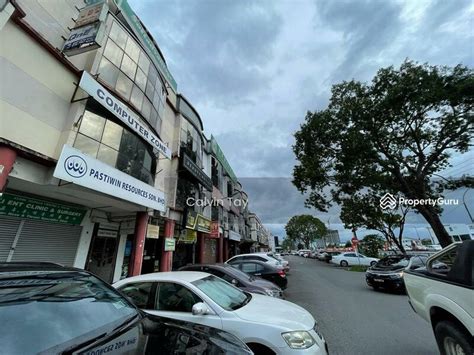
[0,0,269,278]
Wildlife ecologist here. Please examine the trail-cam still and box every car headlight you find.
[390,272,404,279]
[281,331,315,349]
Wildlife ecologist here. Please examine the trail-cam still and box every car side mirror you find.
[192,302,208,316]
[231,279,238,285]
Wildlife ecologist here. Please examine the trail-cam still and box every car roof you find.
[0,262,80,273]
[114,271,210,285]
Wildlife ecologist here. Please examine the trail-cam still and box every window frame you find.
[118,281,158,310]
[155,282,202,313]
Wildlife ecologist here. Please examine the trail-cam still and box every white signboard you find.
[229,230,241,242]
[75,2,108,28]
[53,145,166,212]
[79,72,171,159]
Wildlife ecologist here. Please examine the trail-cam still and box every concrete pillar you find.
[217,235,224,263]
[197,233,205,263]
[160,219,175,272]
[223,238,229,261]
[129,212,148,276]
[0,146,17,192]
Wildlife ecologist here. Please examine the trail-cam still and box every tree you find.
[358,234,385,258]
[344,241,352,248]
[281,237,295,251]
[293,61,473,247]
[339,192,408,254]
[285,215,327,249]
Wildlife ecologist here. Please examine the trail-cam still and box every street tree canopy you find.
[293,61,473,247]
[358,234,385,258]
[285,215,327,249]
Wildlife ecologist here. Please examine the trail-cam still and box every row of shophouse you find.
[0,0,271,283]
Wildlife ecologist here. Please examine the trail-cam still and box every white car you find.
[226,253,285,270]
[330,252,379,267]
[114,272,328,355]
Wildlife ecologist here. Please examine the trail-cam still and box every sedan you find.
[228,259,288,289]
[226,253,286,271]
[179,263,284,298]
[366,254,428,292]
[114,272,328,355]
[330,252,379,267]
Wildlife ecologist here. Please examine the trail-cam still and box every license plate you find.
[374,278,384,282]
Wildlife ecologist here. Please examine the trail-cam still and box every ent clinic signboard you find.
[79,72,171,160]
[53,145,166,212]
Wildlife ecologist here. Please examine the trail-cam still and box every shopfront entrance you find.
[86,226,119,283]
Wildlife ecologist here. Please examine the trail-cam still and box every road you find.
[284,256,439,355]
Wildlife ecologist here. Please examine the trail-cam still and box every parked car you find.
[114,271,328,355]
[404,241,474,355]
[298,249,312,257]
[179,263,284,298]
[330,252,379,267]
[426,244,442,252]
[366,255,428,292]
[226,253,285,271]
[316,252,327,261]
[0,262,252,355]
[323,251,341,263]
[270,253,291,272]
[228,259,288,289]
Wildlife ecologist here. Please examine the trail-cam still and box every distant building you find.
[311,229,341,249]
[428,224,473,244]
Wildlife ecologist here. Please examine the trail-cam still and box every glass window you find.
[135,68,147,92]
[141,98,152,121]
[430,246,459,276]
[103,39,123,67]
[145,79,155,100]
[98,57,119,88]
[157,283,201,312]
[143,149,152,171]
[109,21,127,49]
[120,54,137,80]
[156,115,162,134]
[138,50,150,75]
[97,144,118,166]
[125,36,140,62]
[79,111,105,140]
[0,272,137,355]
[130,85,144,111]
[119,282,154,309]
[241,263,257,273]
[148,66,158,88]
[255,264,265,272]
[74,133,100,158]
[115,72,133,101]
[102,120,123,150]
[192,276,248,311]
[150,108,158,128]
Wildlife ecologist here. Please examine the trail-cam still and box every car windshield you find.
[0,271,137,354]
[192,275,251,311]
[377,256,409,267]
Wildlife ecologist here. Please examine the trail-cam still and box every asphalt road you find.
[284,256,439,355]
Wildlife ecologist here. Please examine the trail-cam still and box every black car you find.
[227,259,288,289]
[179,263,284,298]
[366,255,428,292]
[0,262,252,355]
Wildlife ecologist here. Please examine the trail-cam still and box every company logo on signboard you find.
[64,155,88,178]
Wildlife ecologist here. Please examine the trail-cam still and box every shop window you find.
[75,108,156,185]
[141,98,152,121]
[109,21,127,49]
[138,50,150,75]
[98,57,119,88]
[120,54,137,80]
[125,36,140,62]
[130,84,144,111]
[103,39,123,67]
[115,72,133,101]
[75,133,100,158]
[135,67,147,92]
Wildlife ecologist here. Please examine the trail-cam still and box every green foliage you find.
[281,237,295,251]
[344,241,352,248]
[349,265,369,272]
[358,234,385,258]
[285,215,327,249]
[293,61,474,247]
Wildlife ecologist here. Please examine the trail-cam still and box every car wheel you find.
[247,343,276,355]
[370,261,377,266]
[340,260,348,267]
[434,321,474,355]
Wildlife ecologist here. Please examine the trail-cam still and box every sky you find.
[130,0,474,241]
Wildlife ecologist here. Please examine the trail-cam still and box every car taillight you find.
[278,270,286,277]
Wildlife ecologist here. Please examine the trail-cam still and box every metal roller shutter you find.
[0,217,21,262]
[10,219,82,266]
